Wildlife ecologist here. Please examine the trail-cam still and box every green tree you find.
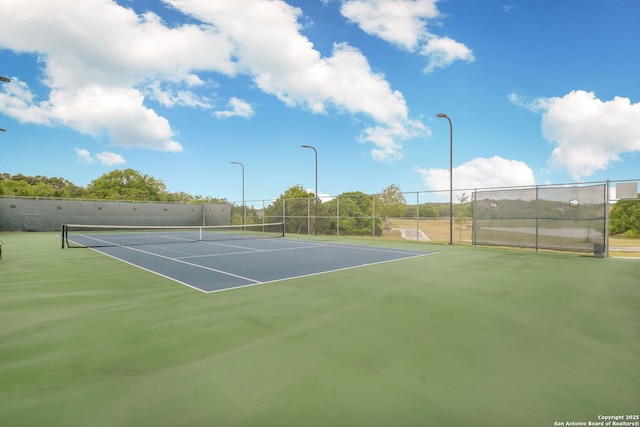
[375,184,407,218]
[0,173,86,197]
[0,179,34,196]
[44,177,87,198]
[187,195,229,204]
[264,185,315,234]
[320,191,381,236]
[163,191,194,203]
[609,198,640,237]
[417,204,439,218]
[86,169,168,201]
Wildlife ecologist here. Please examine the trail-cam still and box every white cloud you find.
[0,0,426,162]
[507,92,545,113]
[340,0,474,73]
[75,148,94,164]
[215,97,255,119]
[0,0,235,152]
[304,188,334,202]
[95,151,126,166]
[361,120,428,162]
[340,0,438,50]
[75,148,126,166]
[162,0,425,160]
[420,36,475,73]
[416,156,536,197]
[509,90,640,180]
[52,86,181,151]
[144,80,213,109]
[0,80,53,125]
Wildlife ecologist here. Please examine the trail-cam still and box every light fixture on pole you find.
[300,145,318,236]
[436,113,453,245]
[229,161,245,226]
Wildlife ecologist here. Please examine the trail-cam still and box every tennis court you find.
[1,231,638,426]
[61,223,436,292]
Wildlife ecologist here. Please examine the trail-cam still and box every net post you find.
[61,224,66,249]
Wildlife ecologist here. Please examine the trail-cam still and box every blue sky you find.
[1,0,639,204]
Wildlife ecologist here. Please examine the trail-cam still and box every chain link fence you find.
[229,179,638,257]
[230,189,469,243]
[2,180,635,257]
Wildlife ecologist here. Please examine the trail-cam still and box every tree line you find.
[249,185,467,236]
[610,199,640,238]
[0,170,451,237]
[1,169,638,237]
[0,169,224,203]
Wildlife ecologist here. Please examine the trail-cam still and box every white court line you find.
[259,237,431,256]
[199,239,265,251]
[88,236,438,294]
[176,238,430,260]
[86,247,210,293]
[105,244,262,284]
[203,251,439,294]
[307,241,431,256]
[74,233,197,247]
[176,242,328,259]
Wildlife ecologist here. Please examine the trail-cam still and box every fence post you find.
[307,197,311,236]
[472,190,476,245]
[337,196,340,236]
[372,194,375,238]
[416,192,420,243]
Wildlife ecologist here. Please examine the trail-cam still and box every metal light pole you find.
[229,161,245,226]
[436,113,453,245]
[1,76,9,132]
[301,145,318,235]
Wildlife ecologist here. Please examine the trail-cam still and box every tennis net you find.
[61,222,285,248]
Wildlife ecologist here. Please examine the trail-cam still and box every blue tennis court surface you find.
[80,237,436,293]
